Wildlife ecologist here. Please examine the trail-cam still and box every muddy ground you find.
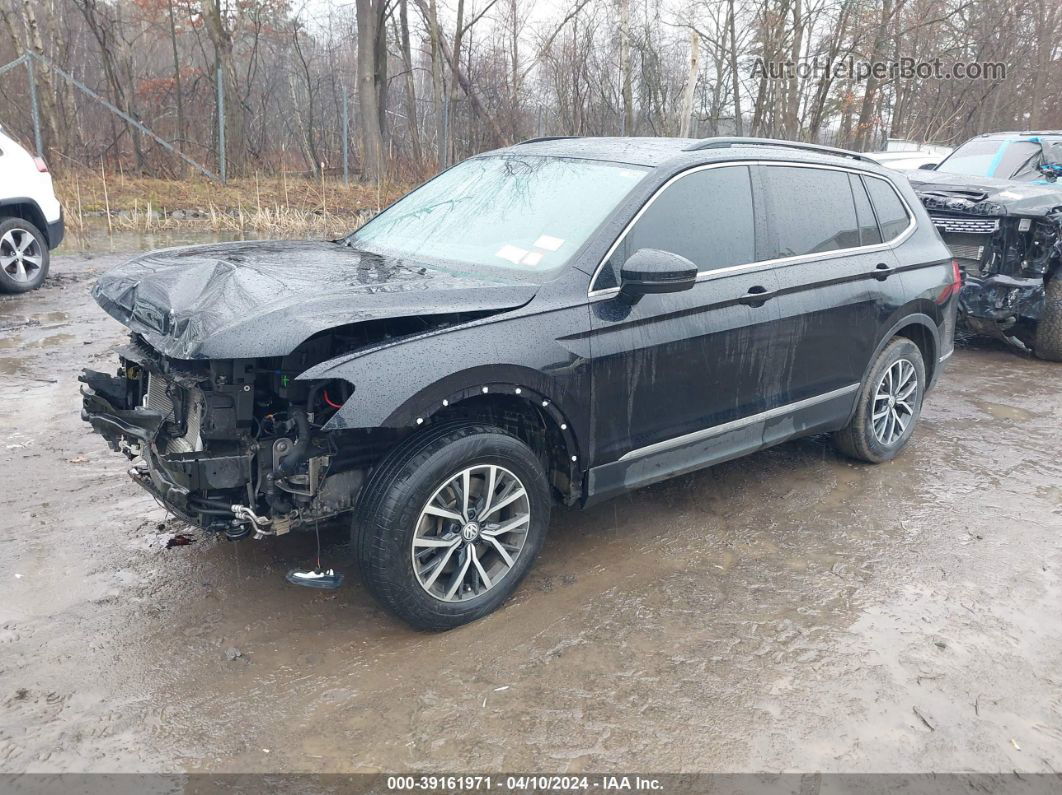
[1,245,1060,775]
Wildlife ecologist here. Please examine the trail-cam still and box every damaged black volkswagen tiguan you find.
[82,136,958,629]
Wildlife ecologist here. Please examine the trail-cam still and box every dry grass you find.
[55,169,414,237]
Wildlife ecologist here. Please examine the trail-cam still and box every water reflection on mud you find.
[64,223,266,256]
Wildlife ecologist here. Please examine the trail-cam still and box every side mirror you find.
[1039,164,1059,183]
[919,163,938,170]
[619,248,698,301]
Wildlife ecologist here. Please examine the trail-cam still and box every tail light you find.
[33,156,48,173]
[936,258,963,303]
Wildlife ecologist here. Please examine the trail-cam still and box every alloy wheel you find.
[873,358,918,446]
[411,464,531,603]
[0,228,43,284]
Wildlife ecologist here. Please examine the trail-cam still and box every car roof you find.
[485,136,892,175]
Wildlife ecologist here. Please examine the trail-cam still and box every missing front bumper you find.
[81,368,252,520]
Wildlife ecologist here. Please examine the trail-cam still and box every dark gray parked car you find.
[906,130,1062,359]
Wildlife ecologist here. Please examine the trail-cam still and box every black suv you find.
[82,137,958,629]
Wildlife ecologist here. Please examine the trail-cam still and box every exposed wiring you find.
[323,389,343,410]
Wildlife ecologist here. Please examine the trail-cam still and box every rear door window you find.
[849,174,883,246]
[863,176,911,241]
[594,165,755,290]
[759,165,862,258]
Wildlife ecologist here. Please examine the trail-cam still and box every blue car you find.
[907,131,1062,360]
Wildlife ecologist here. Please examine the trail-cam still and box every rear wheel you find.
[0,217,49,293]
[353,421,550,630]
[1033,272,1062,362]
[833,337,926,464]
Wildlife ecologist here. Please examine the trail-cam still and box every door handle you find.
[738,285,775,306]
[873,262,895,281]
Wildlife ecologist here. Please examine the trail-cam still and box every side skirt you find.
[583,384,859,508]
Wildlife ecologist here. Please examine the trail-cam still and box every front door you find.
[585,164,784,502]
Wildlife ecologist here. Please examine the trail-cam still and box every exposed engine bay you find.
[80,239,538,538]
[78,318,499,538]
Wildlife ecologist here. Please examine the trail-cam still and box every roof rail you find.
[516,136,581,145]
[683,136,873,163]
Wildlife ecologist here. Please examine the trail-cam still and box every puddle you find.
[971,399,1036,421]
[0,355,29,375]
[61,223,271,256]
[36,332,76,349]
[1,332,77,352]
[39,311,70,325]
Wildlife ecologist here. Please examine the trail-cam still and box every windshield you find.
[936,139,1042,180]
[348,155,649,278]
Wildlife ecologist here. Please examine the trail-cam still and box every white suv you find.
[0,126,63,293]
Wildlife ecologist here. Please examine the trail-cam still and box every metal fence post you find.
[2,51,218,180]
[342,90,350,186]
[216,62,227,183]
[440,95,450,169]
[25,55,43,155]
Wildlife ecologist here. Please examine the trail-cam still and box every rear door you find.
[585,164,785,501]
[757,164,913,443]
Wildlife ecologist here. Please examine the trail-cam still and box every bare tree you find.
[356,0,386,180]
[677,28,700,136]
[0,0,1058,179]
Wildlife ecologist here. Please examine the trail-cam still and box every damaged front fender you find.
[296,299,593,443]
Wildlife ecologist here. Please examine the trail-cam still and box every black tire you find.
[353,421,551,631]
[0,217,50,293]
[833,337,927,464]
[1034,272,1062,362]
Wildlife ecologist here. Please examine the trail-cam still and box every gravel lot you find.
[1,245,1060,774]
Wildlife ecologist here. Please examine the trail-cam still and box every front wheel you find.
[354,421,551,630]
[0,217,50,293]
[1033,272,1062,362]
[833,337,926,464]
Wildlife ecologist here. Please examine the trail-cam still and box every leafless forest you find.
[0,0,1059,180]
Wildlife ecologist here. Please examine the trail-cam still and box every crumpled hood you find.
[92,240,538,359]
[906,170,1062,216]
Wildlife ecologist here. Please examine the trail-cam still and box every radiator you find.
[144,374,203,454]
